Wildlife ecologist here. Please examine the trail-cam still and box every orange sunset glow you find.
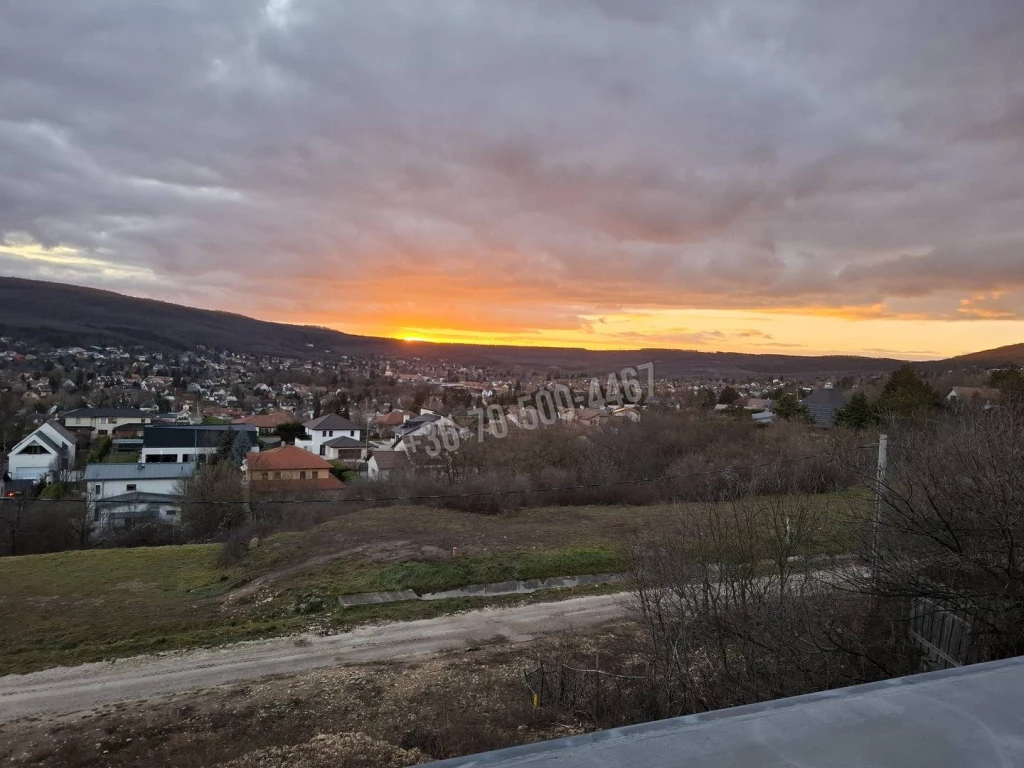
[2,2,1023,360]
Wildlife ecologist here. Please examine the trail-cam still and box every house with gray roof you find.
[84,462,195,531]
[297,413,365,457]
[63,407,154,438]
[5,420,78,482]
[801,387,850,428]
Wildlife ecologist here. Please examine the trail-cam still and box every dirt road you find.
[0,592,627,723]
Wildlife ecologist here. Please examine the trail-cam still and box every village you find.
[0,334,1006,540]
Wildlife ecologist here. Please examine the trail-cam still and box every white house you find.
[297,414,364,457]
[5,420,78,482]
[84,462,195,530]
[63,407,153,438]
[367,450,412,480]
[945,386,1001,408]
[390,411,461,451]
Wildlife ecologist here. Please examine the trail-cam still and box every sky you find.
[2,1,1024,360]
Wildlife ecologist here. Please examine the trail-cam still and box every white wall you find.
[8,448,57,481]
[89,476,183,499]
[141,446,210,463]
[7,424,75,481]
[302,428,361,456]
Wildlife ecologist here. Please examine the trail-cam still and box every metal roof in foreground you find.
[434,656,1024,767]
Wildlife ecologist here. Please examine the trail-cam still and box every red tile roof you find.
[233,412,296,429]
[247,444,333,471]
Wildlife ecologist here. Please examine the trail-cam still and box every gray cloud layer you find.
[2,0,1024,331]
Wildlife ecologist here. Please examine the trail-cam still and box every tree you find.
[176,461,246,536]
[853,404,1024,663]
[717,386,741,405]
[773,392,813,423]
[875,365,940,420]
[833,391,876,430]
[991,365,1024,399]
[275,422,307,444]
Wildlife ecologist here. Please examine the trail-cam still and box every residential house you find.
[297,413,364,457]
[5,420,78,482]
[375,410,415,438]
[367,450,412,480]
[110,422,148,455]
[610,405,641,422]
[561,408,605,427]
[390,411,460,451]
[801,388,850,428]
[244,445,344,492]
[85,462,195,530]
[233,411,297,435]
[63,407,154,438]
[141,424,259,464]
[945,386,1002,408]
[323,436,365,463]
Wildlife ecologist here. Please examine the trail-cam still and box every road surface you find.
[0,592,627,723]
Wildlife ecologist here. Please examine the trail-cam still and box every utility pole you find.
[873,434,888,567]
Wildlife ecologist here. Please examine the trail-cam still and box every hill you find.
[941,343,1024,367]
[0,276,907,376]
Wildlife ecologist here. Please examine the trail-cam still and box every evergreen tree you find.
[774,392,814,423]
[834,391,876,429]
[876,365,940,418]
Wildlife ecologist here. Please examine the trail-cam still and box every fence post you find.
[538,663,545,708]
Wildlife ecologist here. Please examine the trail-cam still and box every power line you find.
[2,443,879,506]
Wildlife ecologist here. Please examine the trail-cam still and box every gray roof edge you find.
[429,655,1024,767]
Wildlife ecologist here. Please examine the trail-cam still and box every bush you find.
[344,412,868,514]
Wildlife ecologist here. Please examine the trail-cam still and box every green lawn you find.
[0,494,867,675]
[0,541,626,675]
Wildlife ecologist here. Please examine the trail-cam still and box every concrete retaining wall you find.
[339,589,419,607]
[337,573,628,608]
[420,572,627,601]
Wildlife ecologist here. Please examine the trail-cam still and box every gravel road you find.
[0,593,627,723]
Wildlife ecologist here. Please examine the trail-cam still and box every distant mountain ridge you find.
[0,276,1013,377]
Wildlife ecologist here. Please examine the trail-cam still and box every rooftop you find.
[433,656,1024,768]
[370,450,412,470]
[233,412,296,428]
[64,407,152,419]
[304,413,362,432]
[84,463,196,481]
[246,444,333,471]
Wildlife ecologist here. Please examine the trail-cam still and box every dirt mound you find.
[219,732,425,768]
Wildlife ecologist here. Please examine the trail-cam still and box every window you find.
[15,444,49,455]
[165,508,177,516]
[299,471,306,479]
[274,471,282,479]
[262,471,269,480]
[312,471,319,479]
[126,484,137,492]
[181,454,192,463]
[319,446,325,456]
[93,484,102,496]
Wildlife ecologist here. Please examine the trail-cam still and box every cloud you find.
[1,0,1024,354]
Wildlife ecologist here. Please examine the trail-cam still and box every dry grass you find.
[0,626,644,767]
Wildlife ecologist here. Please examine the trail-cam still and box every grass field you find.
[0,495,868,674]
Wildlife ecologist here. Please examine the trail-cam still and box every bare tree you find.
[852,405,1024,663]
[175,460,246,536]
